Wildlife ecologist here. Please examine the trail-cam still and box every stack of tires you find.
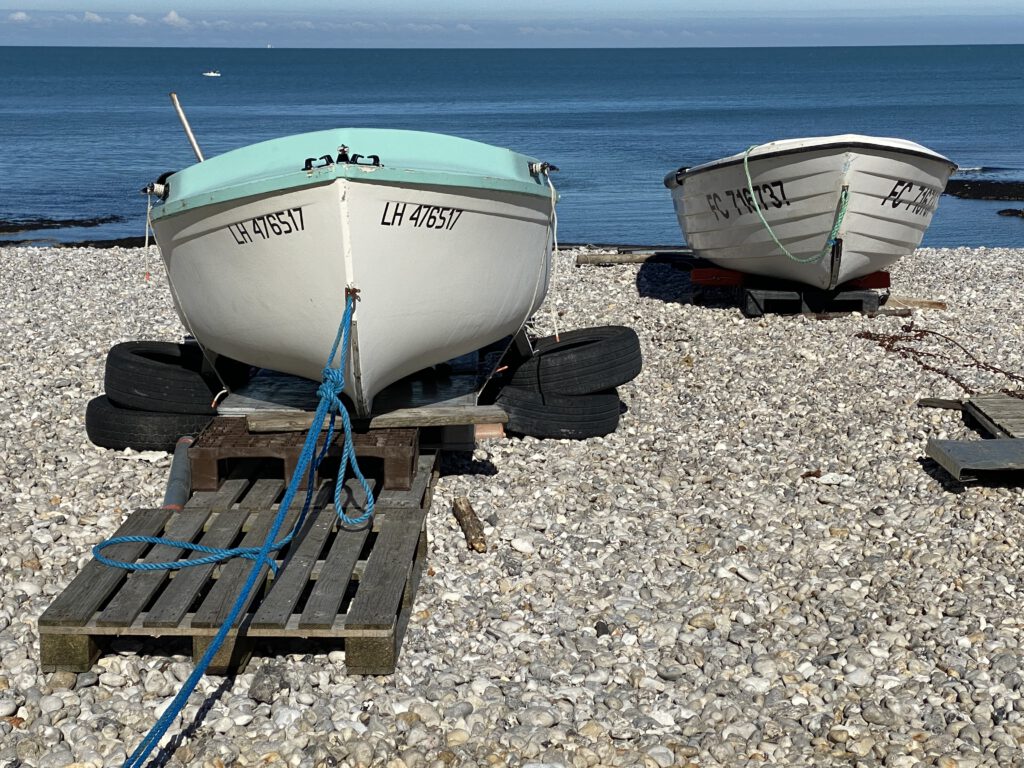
[86,341,251,452]
[496,325,642,440]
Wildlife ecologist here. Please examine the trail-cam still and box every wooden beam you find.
[886,295,948,310]
[247,404,509,433]
[574,251,696,266]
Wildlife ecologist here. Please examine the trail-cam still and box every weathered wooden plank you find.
[190,510,298,629]
[143,480,282,628]
[39,633,100,673]
[345,528,427,675]
[246,405,509,433]
[190,479,300,629]
[192,478,252,510]
[96,509,214,627]
[250,485,349,630]
[575,250,695,266]
[964,397,1019,439]
[39,509,171,628]
[885,295,948,310]
[142,511,250,628]
[95,478,251,628]
[968,394,1024,439]
[345,507,427,631]
[237,478,285,509]
[376,454,437,509]
[298,523,369,630]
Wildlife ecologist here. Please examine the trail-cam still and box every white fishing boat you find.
[146,127,557,416]
[202,70,221,77]
[665,135,956,289]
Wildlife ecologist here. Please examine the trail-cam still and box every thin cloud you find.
[404,22,445,34]
[125,14,147,26]
[83,11,106,23]
[7,11,29,22]
[161,10,190,29]
[517,24,593,36]
[455,23,477,33]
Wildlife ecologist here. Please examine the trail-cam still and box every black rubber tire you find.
[508,326,642,396]
[86,395,213,452]
[104,341,250,414]
[496,385,621,439]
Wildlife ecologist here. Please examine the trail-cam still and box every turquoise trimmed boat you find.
[148,128,557,415]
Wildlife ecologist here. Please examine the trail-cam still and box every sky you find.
[1,1,1023,47]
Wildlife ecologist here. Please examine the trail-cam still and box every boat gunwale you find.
[664,139,957,189]
[151,166,554,220]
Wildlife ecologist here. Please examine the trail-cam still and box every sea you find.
[1,45,1022,247]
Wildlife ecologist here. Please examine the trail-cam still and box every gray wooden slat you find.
[345,507,427,630]
[96,509,214,627]
[375,454,436,508]
[188,478,251,511]
[238,478,284,509]
[143,480,284,628]
[298,523,369,630]
[39,509,171,627]
[963,403,1012,439]
[968,394,1024,438]
[142,511,250,628]
[927,438,1024,480]
[191,488,300,629]
[250,486,339,629]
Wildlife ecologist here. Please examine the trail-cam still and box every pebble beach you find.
[2,244,1024,767]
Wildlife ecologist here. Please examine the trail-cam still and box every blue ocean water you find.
[1,45,1022,247]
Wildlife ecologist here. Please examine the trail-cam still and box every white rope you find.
[144,194,153,281]
[545,172,562,341]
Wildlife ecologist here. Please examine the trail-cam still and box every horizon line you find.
[1,41,1022,49]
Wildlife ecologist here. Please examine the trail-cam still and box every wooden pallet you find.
[927,393,1024,481]
[38,452,438,676]
[189,417,419,493]
[964,392,1024,438]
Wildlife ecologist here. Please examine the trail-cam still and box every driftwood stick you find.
[452,497,487,553]
[574,251,694,267]
[886,295,948,310]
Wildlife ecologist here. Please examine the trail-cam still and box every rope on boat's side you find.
[742,145,850,264]
[543,169,563,341]
[96,290,373,768]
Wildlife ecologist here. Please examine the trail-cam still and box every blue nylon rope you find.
[92,291,374,768]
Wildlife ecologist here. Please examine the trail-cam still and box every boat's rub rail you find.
[666,139,956,187]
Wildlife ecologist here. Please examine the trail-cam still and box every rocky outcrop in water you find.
[0,215,122,234]
[943,180,1024,200]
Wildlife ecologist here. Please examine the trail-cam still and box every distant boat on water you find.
[202,70,221,77]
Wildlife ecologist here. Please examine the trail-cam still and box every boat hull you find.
[666,137,956,289]
[152,177,552,415]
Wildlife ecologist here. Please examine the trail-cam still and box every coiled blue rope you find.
[95,291,373,768]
